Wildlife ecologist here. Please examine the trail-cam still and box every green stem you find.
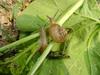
[20,44,38,73]
[0,43,37,64]
[25,48,38,65]
[87,26,100,50]
[20,42,39,74]
[0,33,39,52]
[28,42,54,75]
[86,26,100,75]
[57,0,84,26]
[75,12,100,24]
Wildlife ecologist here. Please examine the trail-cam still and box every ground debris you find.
[0,0,33,52]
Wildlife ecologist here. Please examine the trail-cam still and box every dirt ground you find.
[0,0,33,47]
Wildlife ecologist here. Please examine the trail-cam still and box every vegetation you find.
[0,0,100,75]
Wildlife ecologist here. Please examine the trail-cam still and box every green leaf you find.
[16,15,47,32]
[35,59,69,75]
[16,0,79,32]
[63,7,100,75]
[85,26,100,75]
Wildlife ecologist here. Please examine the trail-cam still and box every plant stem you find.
[25,48,38,65]
[0,33,39,52]
[57,0,84,26]
[20,42,39,74]
[0,42,38,64]
[75,12,100,24]
[28,42,54,75]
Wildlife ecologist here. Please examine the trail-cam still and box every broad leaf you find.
[16,0,78,32]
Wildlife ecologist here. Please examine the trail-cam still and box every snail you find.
[48,16,69,43]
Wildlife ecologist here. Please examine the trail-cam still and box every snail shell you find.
[49,24,67,43]
[48,17,68,43]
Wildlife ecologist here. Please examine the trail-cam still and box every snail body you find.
[39,27,47,53]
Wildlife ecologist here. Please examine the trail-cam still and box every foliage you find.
[0,0,100,75]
